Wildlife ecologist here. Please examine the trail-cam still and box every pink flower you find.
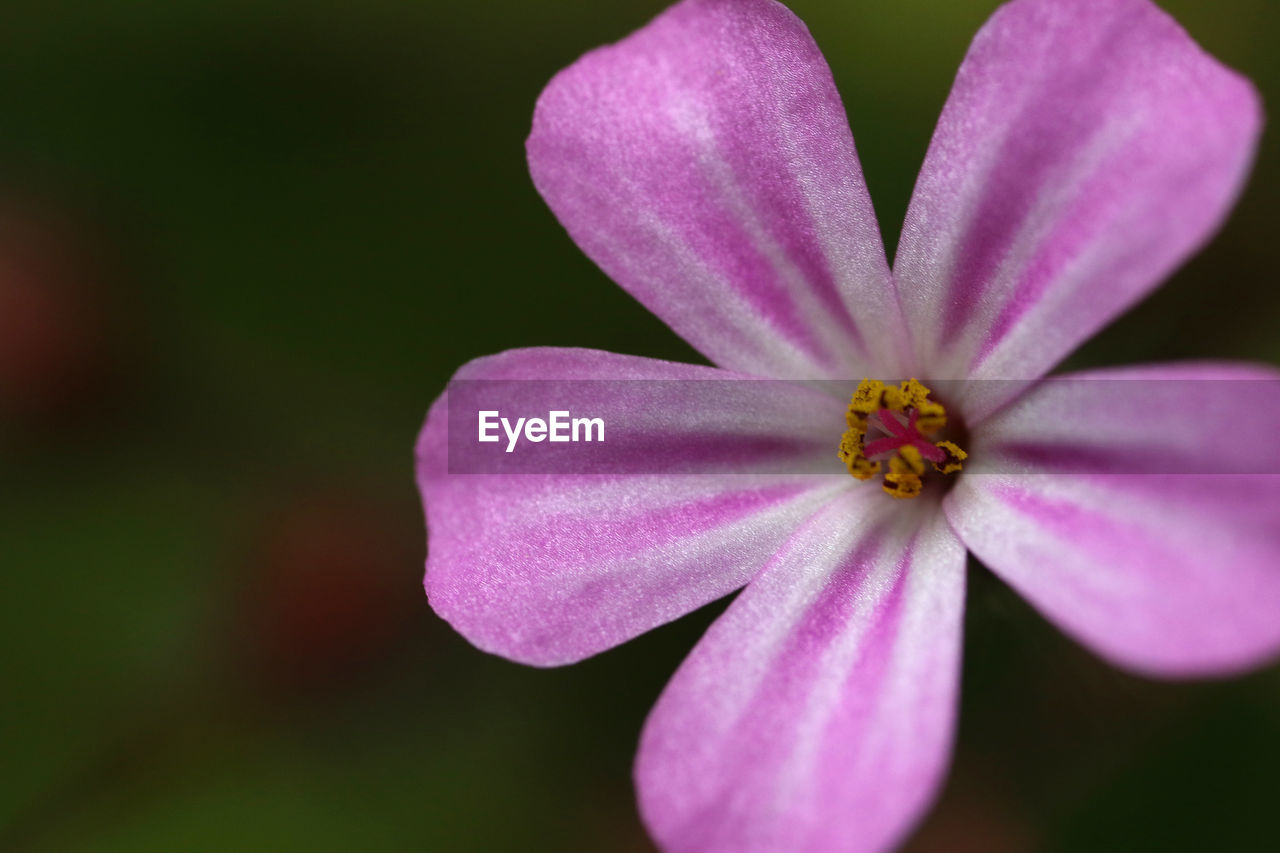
[417,0,1280,850]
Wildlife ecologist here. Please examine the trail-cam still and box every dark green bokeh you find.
[1,1,1277,850]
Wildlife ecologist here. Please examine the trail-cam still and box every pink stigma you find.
[863,408,947,463]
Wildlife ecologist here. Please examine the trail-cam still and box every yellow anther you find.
[933,440,968,475]
[899,378,932,409]
[892,445,926,476]
[849,379,886,417]
[837,428,880,480]
[849,456,881,481]
[880,384,908,412]
[837,429,859,463]
[883,470,923,499]
[914,399,946,434]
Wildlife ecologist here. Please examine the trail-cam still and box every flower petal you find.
[895,0,1260,412]
[527,0,906,380]
[946,363,1280,677]
[418,347,851,666]
[636,492,965,853]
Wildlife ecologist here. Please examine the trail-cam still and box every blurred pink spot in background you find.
[233,488,421,700]
[0,194,123,425]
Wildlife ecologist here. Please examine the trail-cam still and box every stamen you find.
[933,440,968,475]
[837,378,967,498]
[884,449,924,499]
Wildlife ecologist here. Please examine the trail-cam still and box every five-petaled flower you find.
[417,0,1280,850]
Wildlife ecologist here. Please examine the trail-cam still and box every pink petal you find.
[527,0,907,380]
[636,492,965,853]
[946,363,1280,677]
[418,347,851,666]
[895,0,1260,417]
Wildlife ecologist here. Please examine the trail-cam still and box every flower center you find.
[837,379,968,499]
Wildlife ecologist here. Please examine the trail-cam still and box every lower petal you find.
[636,493,965,853]
[946,362,1280,677]
[419,347,850,666]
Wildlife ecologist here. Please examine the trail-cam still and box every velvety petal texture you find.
[528,0,908,380]
[895,0,1260,415]
[420,348,851,666]
[637,493,965,853]
[947,363,1280,677]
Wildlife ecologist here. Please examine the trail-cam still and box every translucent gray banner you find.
[443,377,1280,476]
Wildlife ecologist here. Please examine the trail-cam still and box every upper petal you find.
[418,347,850,666]
[636,492,965,853]
[895,0,1260,417]
[946,362,1280,677]
[527,0,906,380]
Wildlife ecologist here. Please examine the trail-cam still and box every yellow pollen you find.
[933,440,968,475]
[837,378,968,498]
[848,379,886,417]
[914,399,947,434]
[838,430,880,480]
[894,444,926,475]
[883,469,923,499]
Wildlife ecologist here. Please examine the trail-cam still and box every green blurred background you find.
[1,1,1278,850]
